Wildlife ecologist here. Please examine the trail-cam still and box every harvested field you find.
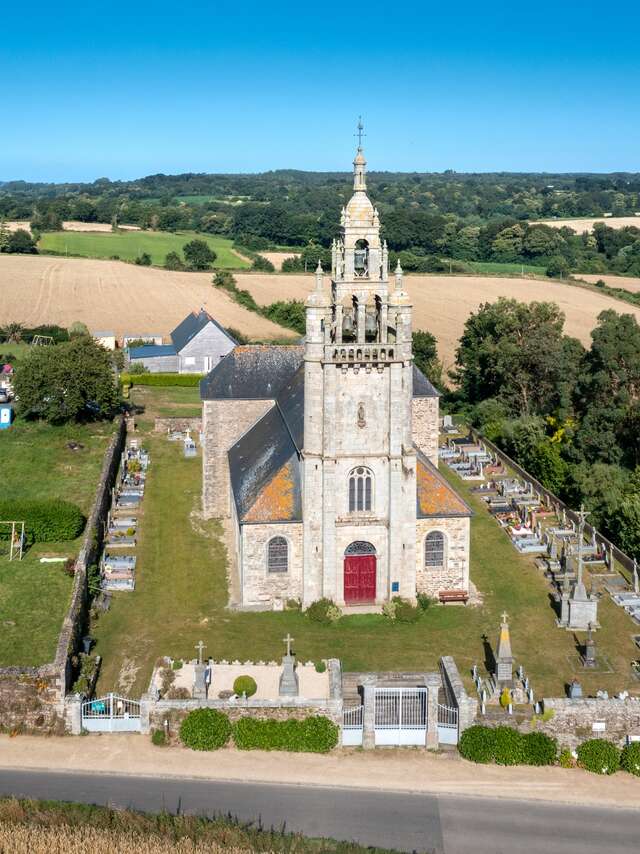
[235,272,640,369]
[3,221,140,234]
[0,256,296,342]
[262,250,299,270]
[576,273,640,293]
[532,216,640,232]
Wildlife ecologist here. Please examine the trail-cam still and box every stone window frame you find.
[424,529,447,571]
[266,535,290,574]
[348,466,374,513]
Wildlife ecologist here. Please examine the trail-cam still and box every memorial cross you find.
[195,640,206,665]
[283,634,294,657]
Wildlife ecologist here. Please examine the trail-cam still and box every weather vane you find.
[355,116,365,148]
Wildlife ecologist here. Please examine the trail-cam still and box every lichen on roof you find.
[416,454,472,518]
[243,458,299,523]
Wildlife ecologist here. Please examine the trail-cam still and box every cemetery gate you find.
[342,704,364,746]
[81,693,141,732]
[437,702,459,744]
[374,687,427,746]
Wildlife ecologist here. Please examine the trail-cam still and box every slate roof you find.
[170,309,237,353]
[228,405,302,523]
[416,453,473,518]
[201,346,305,400]
[128,344,177,359]
[412,364,439,398]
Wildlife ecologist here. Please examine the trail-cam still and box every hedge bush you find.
[392,596,421,623]
[521,731,558,766]
[120,373,205,388]
[620,742,640,776]
[233,675,257,698]
[233,716,339,753]
[306,598,342,624]
[458,725,497,764]
[179,709,232,751]
[0,499,85,543]
[493,725,525,766]
[576,739,621,775]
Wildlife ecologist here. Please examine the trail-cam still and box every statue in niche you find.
[357,402,366,428]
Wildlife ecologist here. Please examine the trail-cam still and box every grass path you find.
[92,395,640,697]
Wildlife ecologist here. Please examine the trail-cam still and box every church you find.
[200,143,472,610]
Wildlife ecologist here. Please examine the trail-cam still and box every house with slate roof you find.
[200,146,471,609]
[128,309,236,374]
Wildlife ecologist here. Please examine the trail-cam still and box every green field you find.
[466,261,547,276]
[92,388,639,698]
[38,230,250,269]
[0,418,114,666]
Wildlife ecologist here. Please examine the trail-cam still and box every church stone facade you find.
[201,145,471,609]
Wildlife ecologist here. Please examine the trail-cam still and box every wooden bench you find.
[439,589,469,604]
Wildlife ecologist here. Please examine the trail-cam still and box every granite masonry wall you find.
[0,417,125,733]
[240,522,304,608]
[439,655,477,732]
[412,397,439,467]
[539,697,640,749]
[415,516,470,596]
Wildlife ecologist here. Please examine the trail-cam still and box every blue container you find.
[0,405,13,430]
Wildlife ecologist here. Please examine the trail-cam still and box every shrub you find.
[151,728,167,746]
[164,250,185,271]
[306,598,342,624]
[493,726,525,766]
[559,748,575,768]
[620,742,640,776]
[392,596,421,623]
[233,676,257,698]
[120,373,204,387]
[576,739,621,775]
[458,725,497,764]
[314,661,327,673]
[0,499,85,543]
[521,731,557,766]
[179,709,231,751]
[134,252,152,266]
[381,599,397,619]
[416,592,432,611]
[233,715,339,753]
[499,687,512,708]
[251,254,275,272]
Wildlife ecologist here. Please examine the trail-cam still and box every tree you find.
[1,322,25,343]
[134,252,152,266]
[609,494,640,559]
[13,337,119,424]
[183,239,216,271]
[491,224,524,261]
[68,321,90,339]
[1,229,37,254]
[164,251,185,271]
[412,330,443,389]
[546,256,571,278]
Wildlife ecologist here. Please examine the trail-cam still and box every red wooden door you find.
[344,555,376,604]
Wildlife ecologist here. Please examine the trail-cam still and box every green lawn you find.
[38,230,250,269]
[0,418,114,666]
[92,389,640,698]
[466,261,547,276]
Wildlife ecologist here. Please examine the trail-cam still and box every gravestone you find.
[568,679,583,699]
[567,507,599,630]
[279,633,299,697]
[495,612,513,684]
[583,624,597,669]
[193,664,207,699]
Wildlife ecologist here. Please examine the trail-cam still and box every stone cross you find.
[283,634,294,657]
[195,640,206,665]
[575,505,590,591]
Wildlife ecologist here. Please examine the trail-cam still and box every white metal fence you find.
[437,702,459,744]
[374,687,427,746]
[81,693,141,732]
[342,704,364,746]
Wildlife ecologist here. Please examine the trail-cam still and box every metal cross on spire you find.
[355,116,365,149]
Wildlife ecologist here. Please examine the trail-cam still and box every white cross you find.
[195,640,206,665]
[283,634,294,657]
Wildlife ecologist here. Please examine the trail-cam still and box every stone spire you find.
[353,146,367,192]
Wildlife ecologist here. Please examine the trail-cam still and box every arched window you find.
[349,467,373,512]
[267,536,288,573]
[425,531,445,568]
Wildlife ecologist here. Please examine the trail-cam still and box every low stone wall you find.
[440,656,477,732]
[154,417,202,434]
[539,697,640,749]
[0,417,126,733]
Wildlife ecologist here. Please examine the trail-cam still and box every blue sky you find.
[2,1,639,181]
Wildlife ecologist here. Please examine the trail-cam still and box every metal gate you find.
[81,693,141,732]
[437,702,459,744]
[342,705,364,746]
[374,687,427,746]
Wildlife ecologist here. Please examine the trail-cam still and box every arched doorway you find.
[344,541,376,604]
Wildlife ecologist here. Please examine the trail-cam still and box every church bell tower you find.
[302,126,417,607]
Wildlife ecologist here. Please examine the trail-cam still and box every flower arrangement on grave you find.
[499,687,512,708]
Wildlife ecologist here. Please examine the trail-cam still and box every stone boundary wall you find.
[0,417,126,733]
[469,427,636,579]
[538,697,640,749]
[154,417,202,434]
[439,656,477,732]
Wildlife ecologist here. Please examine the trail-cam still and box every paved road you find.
[0,769,637,853]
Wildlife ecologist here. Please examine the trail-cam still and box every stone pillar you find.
[140,692,154,734]
[362,677,377,749]
[65,694,82,735]
[425,674,440,749]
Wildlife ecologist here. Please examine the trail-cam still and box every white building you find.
[201,145,471,609]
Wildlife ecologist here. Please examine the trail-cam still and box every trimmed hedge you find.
[120,373,205,388]
[576,739,621,775]
[233,675,257,698]
[179,709,232,751]
[233,715,339,753]
[459,725,556,767]
[621,742,640,776]
[0,499,85,543]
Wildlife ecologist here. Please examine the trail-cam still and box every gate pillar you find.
[425,673,440,750]
[362,676,377,749]
[140,692,154,735]
[65,693,82,735]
